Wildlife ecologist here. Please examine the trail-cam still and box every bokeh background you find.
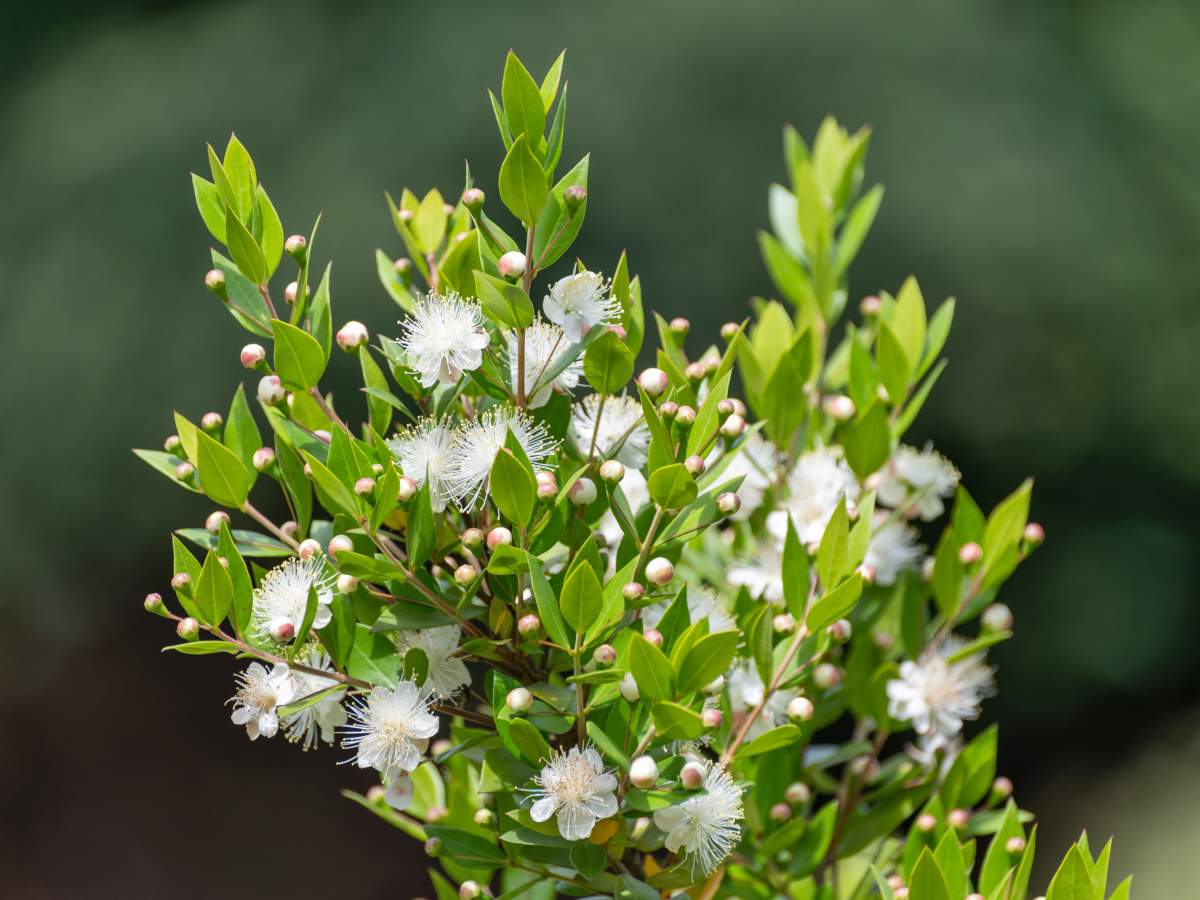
[3,0,1198,896]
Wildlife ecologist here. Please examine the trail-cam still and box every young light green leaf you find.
[271,319,327,391]
[498,134,548,226]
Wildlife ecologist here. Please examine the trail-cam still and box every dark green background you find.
[2,0,1197,895]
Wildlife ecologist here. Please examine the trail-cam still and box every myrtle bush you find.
[137,51,1131,900]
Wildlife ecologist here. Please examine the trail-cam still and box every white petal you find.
[584,790,618,819]
[384,775,414,810]
[530,797,559,823]
[653,805,685,833]
[557,802,596,841]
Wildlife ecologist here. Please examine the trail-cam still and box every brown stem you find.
[241,501,300,550]
[309,387,351,434]
[259,285,279,319]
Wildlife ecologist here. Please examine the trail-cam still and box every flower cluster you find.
[138,52,1128,900]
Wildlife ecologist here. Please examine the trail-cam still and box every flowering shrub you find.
[137,51,1132,900]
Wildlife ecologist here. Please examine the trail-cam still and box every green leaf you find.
[498,134,548,226]
[739,724,801,758]
[376,247,414,309]
[502,51,546,145]
[778,800,837,875]
[346,624,401,687]
[256,185,284,278]
[806,574,864,632]
[569,840,606,880]
[300,450,359,518]
[217,522,253,635]
[191,174,225,243]
[507,717,552,765]
[933,831,966,900]
[892,276,928,367]
[412,188,448,255]
[222,134,257,218]
[834,184,883,276]
[424,825,506,868]
[931,529,964,620]
[650,701,704,740]
[782,516,810,619]
[193,550,233,627]
[816,498,850,590]
[474,271,534,330]
[359,346,392,436]
[842,401,891,479]
[761,352,807,446]
[877,320,913,405]
[195,430,253,508]
[908,848,950,900]
[271,319,327,391]
[583,330,635,395]
[677,631,740,694]
[162,640,239,655]
[133,449,202,493]
[628,632,675,701]
[308,263,334,360]
[527,555,571,648]
[406,477,436,568]
[491,447,537,528]
[224,382,262,474]
[560,563,603,634]
[979,801,1025,894]
[647,464,698,510]
[1046,846,1094,900]
[982,479,1033,585]
[225,205,266,286]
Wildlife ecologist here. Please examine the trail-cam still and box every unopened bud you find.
[894,888,910,900]
[487,527,513,549]
[701,707,723,729]
[459,528,484,550]
[240,343,267,370]
[1006,836,1026,855]
[536,480,556,502]
[680,761,706,790]
[981,603,1013,632]
[683,454,706,476]
[200,411,223,434]
[992,776,1013,798]
[720,414,746,438]
[967,895,986,900]
[506,687,533,713]
[297,538,322,560]
[396,208,415,225]
[887,875,906,892]
[674,405,696,427]
[684,361,706,382]
[458,880,483,899]
[497,251,527,279]
[337,574,359,595]
[205,510,230,534]
[205,268,226,295]
[822,394,856,421]
[657,401,679,421]
[170,572,191,594]
[593,644,617,666]
[569,477,597,506]
[397,476,418,501]
[860,295,882,316]
[598,459,625,483]
[269,620,296,642]
[787,696,815,723]
[176,617,200,640]
[144,592,167,616]
[1023,522,1045,545]
[174,461,196,482]
[354,476,376,498]
[716,492,742,516]
[454,564,477,586]
[365,784,386,804]
[473,808,493,827]
[947,808,969,829]
[857,563,877,584]
[828,619,852,642]
[637,367,670,397]
[773,613,796,634]
[245,447,274,475]
[645,557,674,586]
[424,836,442,856]
[720,321,739,340]
[785,782,811,805]
[813,663,842,690]
[563,185,587,210]
[921,556,936,582]
[769,802,791,823]
[461,187,485,212]
[284,281,300,304]
[873,631,895,651]
[336,321,369,353]
[622,582,645,601]
[643,628,663,648]
[327,534,354,557]
[669,317,690,335]
[517,614,541,638]
[393,257,413,280]
[284,234,307,261]
[629,755,658,789]
[958,542,983,564]
[257,375,286,406]
[619,672,640,702]
[313,429,331,443]
[164,434,182,454]
[916,813,937,833]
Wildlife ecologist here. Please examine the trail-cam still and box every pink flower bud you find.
[423,836,441,856]
[487,527,513,549]
[669,317,690,335]
[787,696,814,722]
[860,294,882,316]
[397,209,415,224]
[164,434,182,453]
[1006,836,1026,854]
[643,628,663,648]
[920,556,935,582]
[622,582,645,602]
[497,251,527,279]
[458,880,483,900]
[598,459,625,483]
[336,574,358,595]
[785,782,811,805]
[461,187,485,212]
[822,394,856,421]
[658,400,679,419]
[269,619,296,642]
[717,399,736,418]
[257,375,286,406]
[856,563,877,584]
[720,321,739,340]
[336,320,369,353]
[967,895,986,900]
[204,268,226,294]
[517,614,542,637]
[568,477,597,506]
[593,644,617,666]
[354,476,376,497]
[683,454,706,475]
[680,761,706,790]
[674,405,696,427]
[454,564,477,586]
[629,755,659,789]
[916,813,937,833]
[720,413,746,438]
[769,803,791,823]
[684,361,706,381]
[297,538,322,560]
[947,808,969,829]
[773,613,796,634]
[143,592,166,616]
[313,429,331,443]
[608,323,627,340]
[873,631,895,651]
[992,776,1013,797]
[394,257,413,279]
[887,875,906,892]
[170,572,191,593]
[200,411,223,434]
[716,492,742,516]
[284,281,300,304]
[205,510,230,534]
[397,476,417,501]
[328,534,354,557]
[813,663,842,690]
[1024,522,1045,544]
[176,617,200,640]
[174,461,196,482]
[637,367,670,397]
[563,185,587,209]
[644,557,674,586]
[505,687,533,713]
[284,234,307,260]
[461,527,484,549]
[827,619,852,642]
[894,888,910,900]
[982,603,1013,632]
[701,708,723,729]
[958,542,983,565]
[240,343,267,370]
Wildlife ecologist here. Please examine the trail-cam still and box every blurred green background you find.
[2,0,1197,895]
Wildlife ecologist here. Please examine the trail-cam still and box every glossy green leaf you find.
[583,329,635,395]
[628,632,674,701]
[195,430,253,508]
[498,134,548,226]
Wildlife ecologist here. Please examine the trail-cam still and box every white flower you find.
[728,543,785,604]
[543,271,618,342]
[886,637,995,752]
[398,292,490,387]
[571,393,650,468]
[767,447,860,546]
[864,518,924,586]
[509,318,582,408]
[643,586,736,634]
[229,662,294,740]
[447,407,557,508]
[653,762,743,875]
[727,662,795,740]
[876,445,960,521]
[528,745,618,841]
[281,651,347,750]
[712,432,779,520]
[342,680,439,779]
[395,625,471,700]
[387,418,455,512]
[251,556,336,644]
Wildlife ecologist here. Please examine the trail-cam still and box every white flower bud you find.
[827,619,852,642]
[461,527,485,549]
[473,808,494,827]
[454,564,477,586]
[1024,522,1045,544]
[947,808,969,829]
[622,582,645,601]
[1006,836,1026,855]
[657,400,679,419]
[394,257,413,279]
[593,644,617,666]
[487,527,513,549]
[337,574,359,595]
[716,492,742,516]
[669,317,690,335]
[683,454,706,475]
[200,411,223,434]
[769,802,791,823]
[458,880,484,900]
[176,617,199,640]
[982,603,1013,632]
[313,429,332,443]
[252,447,276,472]
[205,510,230,534]
[822,394,856,421]
[284,234,307,261]
[517,614,541,637]
[860,294,882,316]
[967,895,986,900]
[204,268,226,294]
[497,251,527,279]
[354,476,376,497]
[365,784,386,804]
[678,761,706,790]
[506,687,533,713]
[643,628,663,648]
[921,556,936,582]
[637,367,670,397]
[701,707,723,729]
[787,696,815,722]
[619,672,640,702]
[598,459,625,483]
[269,619,296,642]
[720,413,746,438]
[174,461,196,482]
[887,875,906,892]
[773,613,796,634]
[336,320,369,353]
[164,433,182,453]
[785,782,811,805]
[569,477,597,506]
[958,542,983,565]
[143,592,167,616]
[684,361,706,381]
[813,663,842,690]
[720,321,739,339]
[170,572,191,593]
[328,534,354,557]
[461,187,485,212]
[257,375,286,406]
[674,405,696,427]
[645,557,674,586]
[916,813,937,833]
[283,281,300,304]
[894,888,910,900]
[240,343,267,370]
[297,538,322,560]
[629,755,658,789]
[992,776,1014,798]
[397,476,418,501]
